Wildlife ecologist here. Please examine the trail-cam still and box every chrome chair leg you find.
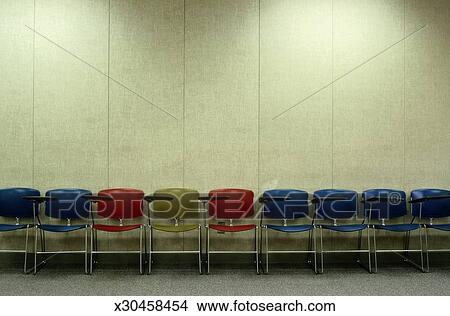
[265,225,269,274]
[139,225,143,275]
[84,226,88,274]
[90,225,94,274]
[33,225,38,275]
[40,229,46,253]
[198,225,202,275]
[356,229,363,263]
[259,222,263,267]
[424,225,430,272]
[23,225,30,274]
[313,227,318,274]
[367,228,372,273]
[403,230,411,260]
[306,229,312,265]
[206,225,210,274]
[320,226,324,274]
[143,226,147,267]
[148,225,152,274]
[419,226,425,273]
[255,226,259,275]
[373,227,378,273]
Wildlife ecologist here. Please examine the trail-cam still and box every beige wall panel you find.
[110,0,184,119]
[184,0,259,193]
[108,0,184,191]
[333,46,405,191]
[0,0,34,187]
[35,0,109,73]
[34,37,108,192]
[108,82,183,192]
[404,0,450,190]
[333,0,405,191]
[34,0,109,192]
[333,0,404,79]
[260,0,333,192]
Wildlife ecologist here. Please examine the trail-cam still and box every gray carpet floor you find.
[1,266,449,295]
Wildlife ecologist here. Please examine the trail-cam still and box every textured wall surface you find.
[1,0,449,254]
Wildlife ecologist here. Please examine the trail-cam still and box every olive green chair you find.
[146,188,202,274]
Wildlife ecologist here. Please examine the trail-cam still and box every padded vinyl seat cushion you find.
[152,224,199,233]
[93,224,142,232]
[38,224,87,232]
[0,224,29,232]
[321,224,368,232]
[425,224,450,232]
[209,224,256,232]
[373,223,420,232]
[266,224,313,233]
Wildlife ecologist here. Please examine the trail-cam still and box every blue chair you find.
[411,189,450,271]
[34,188,91,274]
[363,189,424,272]
[0,187,40,273]
[260,189,316,273]
[314,189,371,273]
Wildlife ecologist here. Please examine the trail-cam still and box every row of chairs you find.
[0,187,449,275]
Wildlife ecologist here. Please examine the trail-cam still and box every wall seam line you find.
[182,0,186,189]
[257,0,261,195]
[32,0,36,187]
[403,0,407,190]
[107,0,111,188]
[331,0,334,189]
[182,0,187,250]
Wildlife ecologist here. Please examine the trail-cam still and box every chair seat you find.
[0,224,29,232]
[152,224,199,233]
[209,224,256,232]
[425,224,450,232]
[266,224,313,233]
[93,224,142,232]
[321,224,368,232]
[374,223,420,232]
[38,224,87,232]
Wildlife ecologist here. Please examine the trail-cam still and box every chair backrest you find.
[45,189,92,219]
[263,189,309,219]
[97,188,144,220]
[411,189,450,218]
[0,187,40,218]
[208,188,254,219]
[314,189,358,220]
[151,188,200,220]
[363,189,407,220]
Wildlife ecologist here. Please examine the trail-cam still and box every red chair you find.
[90,188,145,274]
[206,188,259,274]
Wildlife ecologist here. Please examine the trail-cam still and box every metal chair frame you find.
[0,190,41,274]
[206,222,259,275]
[0,220,33,274]
[146,194,202,274]
[90,223,144,274]
[205,194,259,274]
[34,221,89,274]
[259,195,317,274]
[371,223,425,273]
[30,193,90,275]
[314,193,372,273]
[412,194,450,272]
[365,193,426,273]
[89,192,145,275]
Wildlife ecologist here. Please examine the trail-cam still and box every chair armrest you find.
[22,196,56,203]
[409,195,450,203]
